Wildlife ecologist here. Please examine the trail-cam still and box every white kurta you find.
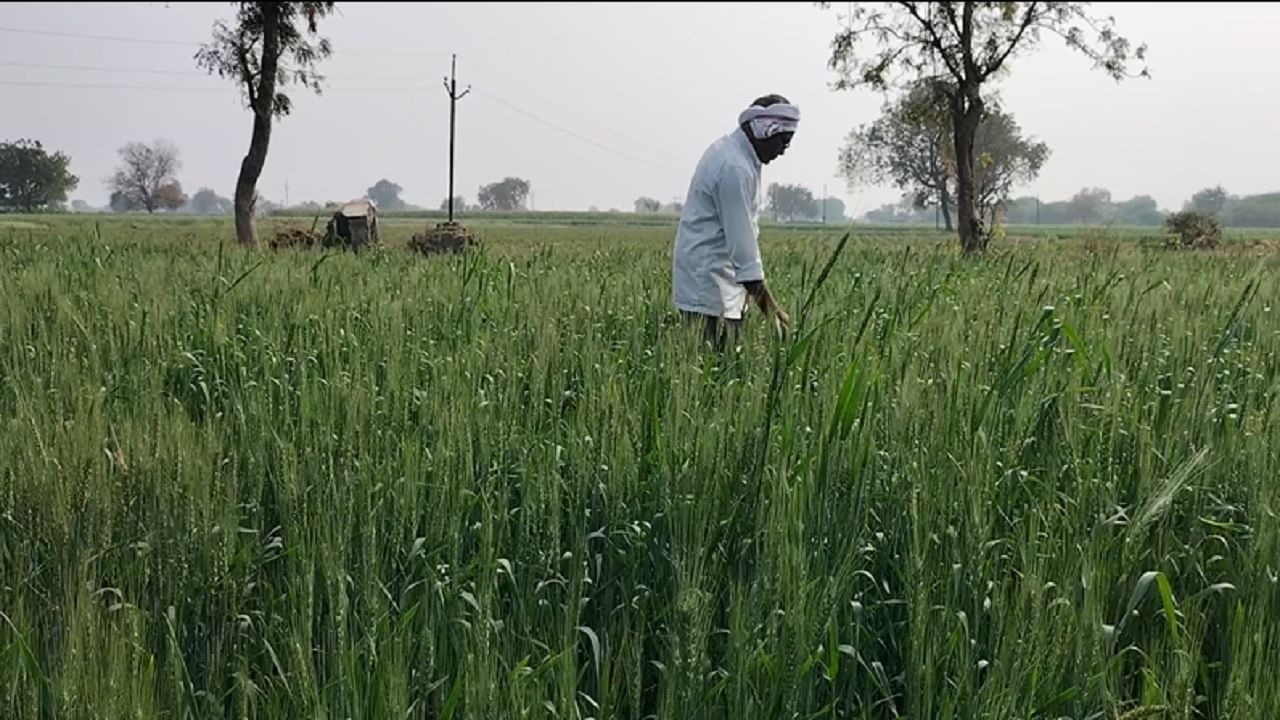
[671,128,765,320]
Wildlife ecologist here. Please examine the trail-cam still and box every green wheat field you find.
[2,216,1278,719]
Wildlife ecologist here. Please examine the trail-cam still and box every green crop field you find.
[2,215,1279,719]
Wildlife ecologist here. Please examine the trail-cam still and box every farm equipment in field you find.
[325,199,380,249]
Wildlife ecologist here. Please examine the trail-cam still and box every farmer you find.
[671,94,798,350]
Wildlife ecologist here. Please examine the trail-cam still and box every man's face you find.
[758,132,794,165]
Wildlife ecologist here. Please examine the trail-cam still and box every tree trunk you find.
[939,182,954,232]
[234,3,281,248]
[952,89,985,253]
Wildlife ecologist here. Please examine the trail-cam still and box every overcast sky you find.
[4,2,1278,216]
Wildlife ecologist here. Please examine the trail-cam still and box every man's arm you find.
[716,166,789,327]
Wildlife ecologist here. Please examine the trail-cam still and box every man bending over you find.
[671,93,798,349]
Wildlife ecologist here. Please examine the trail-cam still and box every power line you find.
[470,87,682,178]
[457,54,653,154]
[0,25,195,47]
[2,76,682,177]
[0,79,228,92]
[0,59,209,76]
[0,79,434,93]
[0,24,453,56]
[0,47,685,180]
[0,59,430,83]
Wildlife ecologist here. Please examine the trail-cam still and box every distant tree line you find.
[859,184,1280,228]
[630,186,847,224]
[632,196,683,215]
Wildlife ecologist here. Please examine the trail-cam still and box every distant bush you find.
[1164,211,1221,250]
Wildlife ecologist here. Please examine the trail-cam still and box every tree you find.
[440,196,469,213]
[155,181,188,212]
[822,1,1148,252]
[821,196,847,223]
[1114,195,1164,226]
[107,140,183,213]
[0,139,79,212]
[1185,185,1228,217]
[366,178,406,210]
[861,192,936,224]
[196,2,335,247]
[839,78,954,230]
[1221,192,1280,228]
[766,183,820,222]
[1068,187,1112,224]
[965,105,1050,226]
[190,187,234,214]
[477,177,530,212]
[109,192,133,213]
[634,196,661,213]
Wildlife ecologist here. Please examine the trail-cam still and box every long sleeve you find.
[715,164,764,283]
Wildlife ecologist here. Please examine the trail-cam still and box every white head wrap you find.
[739,102,800,140]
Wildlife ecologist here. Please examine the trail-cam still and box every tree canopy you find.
[822,1,1148,251]
[366,179,406,210]
[107,140,184,213]
[841,81,1047,230]
[766,183,820,222]
[190,188,234,215]
[839,79,954,228]
[0,139,79,212]
[195,2,336,246]
[1185,185,1228,216]
[634,196,661,214]
[477,177,531,212]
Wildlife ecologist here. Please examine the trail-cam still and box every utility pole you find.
[443,53,470,224]
[822,183,827,224]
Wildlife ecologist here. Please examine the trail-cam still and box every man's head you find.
[739,94,799,165]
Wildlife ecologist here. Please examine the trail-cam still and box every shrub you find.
[1164,210,1221,250]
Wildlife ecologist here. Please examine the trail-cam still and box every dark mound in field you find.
[409,222,479,257]
[269,227,326,251]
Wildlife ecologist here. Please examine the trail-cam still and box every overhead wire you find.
[0,24,454,56]
[0,24,684,184]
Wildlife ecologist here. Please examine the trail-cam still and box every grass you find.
[1,216,1279,719]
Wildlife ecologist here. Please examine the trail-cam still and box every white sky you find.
[3,2,1278,217]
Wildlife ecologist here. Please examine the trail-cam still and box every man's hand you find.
[744,279,790,332]
[774,306,791,332]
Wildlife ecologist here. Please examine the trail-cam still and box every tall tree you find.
[842,84,1048,232]
[963,106,1050,226]
[1068,186,1112,224]
[839,78,953,230]
[1114,194,1164,226]
[477,177,531,212]
[0,139,79,212]
[155,181,189,212]
[634,196,661,213]
[822,1,1147,252]
[196,2,335,247]
[190,187,234,214]
[366,178,406,210]
[766,183,820,222]
[1185,185,1228,217]
[440,196,468,213]
[107,140,183,214]
[821,196,847,223]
